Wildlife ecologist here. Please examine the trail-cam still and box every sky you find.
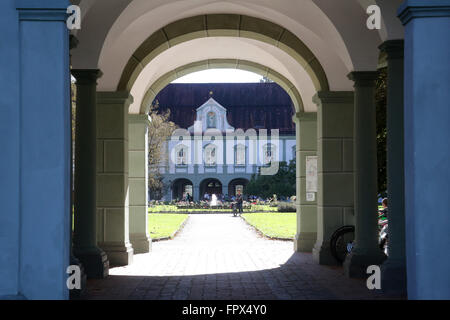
[172,69,263,83]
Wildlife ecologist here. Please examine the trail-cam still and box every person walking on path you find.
[236,190,243,216]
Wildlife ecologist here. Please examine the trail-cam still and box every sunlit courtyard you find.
[86,215,394,300]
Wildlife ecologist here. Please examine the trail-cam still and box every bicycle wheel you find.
[330,226,355,264]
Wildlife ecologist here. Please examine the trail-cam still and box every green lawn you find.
[241,212,296,239]
[148,213,188,240]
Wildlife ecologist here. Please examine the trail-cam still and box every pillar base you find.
[73,247,109,279]
[69,254,87,299]
[381,259,407,297]
[294,232,317,252]
[130,233,152,254]
[343,248,386,278]
[100,242,134,267]
[0,295,26,300]
[312,240,340,265]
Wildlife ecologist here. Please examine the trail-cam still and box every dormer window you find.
[207,112,216,128]
[187,98,234,133]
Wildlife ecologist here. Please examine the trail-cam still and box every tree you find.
[245,160,296,199]
[147,102,178,200]
[259,76,273,83]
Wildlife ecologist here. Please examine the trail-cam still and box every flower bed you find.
[148,202,285,213]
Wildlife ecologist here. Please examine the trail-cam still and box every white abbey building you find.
[156,84,296,201]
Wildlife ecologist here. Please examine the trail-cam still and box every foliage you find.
[249,204,278,212]
[176,201,251,210]
[259,76,273,83]
[376,68,387,196]
[147,203,278,213]
[277,202,296,212]
[241,212,296,239]
[148,213,188,239]
[147,102,178,200]
[244,160,296,199]
[148,205,179,213]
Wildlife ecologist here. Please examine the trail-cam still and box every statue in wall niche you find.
[207,111,216,128]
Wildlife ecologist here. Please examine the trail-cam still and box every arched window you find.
[176,146,187,165]
[235,144,245,166]
[204,144,217,166]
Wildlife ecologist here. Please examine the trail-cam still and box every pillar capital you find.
[379,40,404,60]
[97,91,133,105]
[292,112,317,124]
[16,0,71,21]
[16,0,71,8]
[129,114,151,127]
[312,91,354,106]
[347,71,378,88]
[72,69,103,85]
[398,0,450,25]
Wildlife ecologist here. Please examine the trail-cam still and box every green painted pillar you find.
[96,92,134,266]
[344,72,386,278]
[128,114,152,254]
[379,40,406,295]
[69,38,87,298]
[312,92,355,265]
[72,70,109,278]
[293,112,317,252]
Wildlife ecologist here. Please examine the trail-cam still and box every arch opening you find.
[200,178,223,200]
[228,178,250,198]
[171,178,194,201]
[140,59,304,114]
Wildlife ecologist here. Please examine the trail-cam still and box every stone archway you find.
[172,178,194,201]
[228,178,249,197]
[116,14,330,95]
[200,178,223,200]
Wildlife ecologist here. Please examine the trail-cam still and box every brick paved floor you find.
[85,214,398,300]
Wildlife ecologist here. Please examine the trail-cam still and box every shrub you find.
[277,202,296,212]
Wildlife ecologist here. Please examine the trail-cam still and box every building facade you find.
[154,83,296,201]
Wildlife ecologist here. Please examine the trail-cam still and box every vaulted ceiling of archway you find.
[71,0,405,113]
[117,14,329,94]
[73,0,359,93]
[73,0,405,92]
[127,37,316,114]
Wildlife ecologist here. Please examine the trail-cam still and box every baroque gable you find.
[188,98,234,134]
